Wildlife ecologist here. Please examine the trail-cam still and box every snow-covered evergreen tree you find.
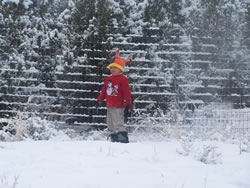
[0,0,249,129]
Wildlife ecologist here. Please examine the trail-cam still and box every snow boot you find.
[110,133,118,142]
[117,131,129,143]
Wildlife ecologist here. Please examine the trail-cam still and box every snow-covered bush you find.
[238,135,250,154]
[176,133,194,156]
[194,143,222,164]
[240,140,250,153]
[0,112,70,141]
[0,175,18,188]
[176,138,222,165]
[25,116,70,141]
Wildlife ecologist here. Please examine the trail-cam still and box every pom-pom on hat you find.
[108,48,132,72]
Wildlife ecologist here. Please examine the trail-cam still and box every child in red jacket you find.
[97,48,132,143]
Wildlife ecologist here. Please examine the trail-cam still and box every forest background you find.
[0,0,250,133]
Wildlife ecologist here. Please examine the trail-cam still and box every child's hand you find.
[127,104,133,113]
[125,104,133,117]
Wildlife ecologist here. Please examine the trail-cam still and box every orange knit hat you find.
[108,48,132,72]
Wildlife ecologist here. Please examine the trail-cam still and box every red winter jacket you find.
[97,74,132,108]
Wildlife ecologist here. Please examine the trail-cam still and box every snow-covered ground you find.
[0,140,249,188]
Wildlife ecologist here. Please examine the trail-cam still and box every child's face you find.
[110,66,122,76]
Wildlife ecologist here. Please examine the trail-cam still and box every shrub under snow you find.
[194,144,222,164]
[0,113,70,141]
[177,137,222,165]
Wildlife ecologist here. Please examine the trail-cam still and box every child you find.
[97,48,132,143]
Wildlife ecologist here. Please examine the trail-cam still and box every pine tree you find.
[200,0,248,107]
[182,0,249,108]
[144,0,192,106]
[70,0,115,122]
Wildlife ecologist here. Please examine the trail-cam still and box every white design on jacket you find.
[106,80,118,96]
